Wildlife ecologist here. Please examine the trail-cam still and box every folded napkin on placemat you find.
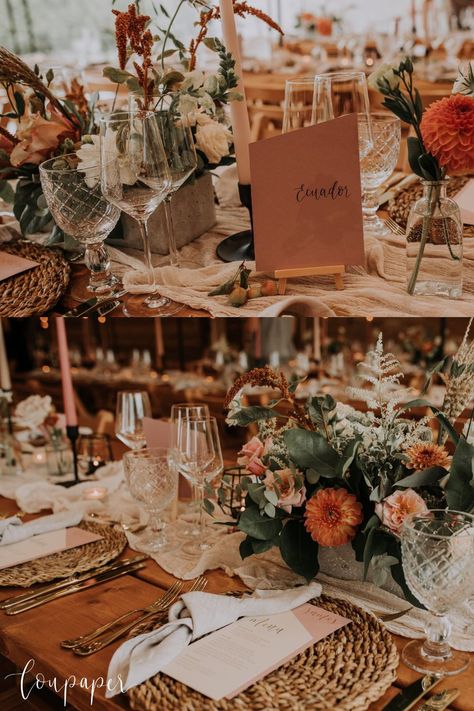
[106,582,321,696]
[0,510,82,546]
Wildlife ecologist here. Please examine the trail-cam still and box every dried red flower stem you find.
[189,2,283,71]
[0,125,19,145]
[112,4,155,110]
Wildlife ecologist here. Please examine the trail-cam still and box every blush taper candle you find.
[56,317,78,427]
[219,0,252,185]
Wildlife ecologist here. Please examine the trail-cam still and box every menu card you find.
[143,417,171,448]
[0,527,102,570]
[455,179,474,225]
[0,252,39,282]
[163,603,350,701]
[250,114,365,273]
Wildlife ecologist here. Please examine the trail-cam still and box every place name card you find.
[142,417,171,448]
[250,114,365,273]
[0,527,102,570]
[162,603,350,701]
[0,252,39,282]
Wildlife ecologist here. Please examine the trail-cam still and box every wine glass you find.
[401,510,474,676]
[154,111,199,269]
[115,391,152,450]
[360,113,401,237]
[99,111,180,316]
[173,416,223,554]
[123,447,178,551]
[40,154,120,299]
[170,403,210,536]
[282,78,317,134]
[313,71,373,159]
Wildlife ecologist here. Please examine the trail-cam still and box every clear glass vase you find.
[406,180,463,298]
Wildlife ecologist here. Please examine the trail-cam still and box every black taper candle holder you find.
[57,424,80,488]
[216,183,255,263]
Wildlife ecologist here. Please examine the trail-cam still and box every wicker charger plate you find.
[0,240,70,317]
[388,175,474,238]
[127,595,399,711]
[0,522,127,588]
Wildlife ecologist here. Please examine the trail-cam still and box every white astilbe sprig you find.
[349,333,406,421]
[441,318,474,423]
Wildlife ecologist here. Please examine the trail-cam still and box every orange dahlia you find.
[421,94,474,175]
[405,442,449,470]
[304,488,363,547]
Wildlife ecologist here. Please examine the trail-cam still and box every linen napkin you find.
[106,582,321,696]
[0,509,82,546]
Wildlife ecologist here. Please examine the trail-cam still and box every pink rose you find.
[10,110,76,167]
[375,489,429,535]
[264,468,306,513]
[237,436,267,476]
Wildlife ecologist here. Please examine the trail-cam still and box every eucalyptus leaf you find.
[445,437,474,511]
[396,466,447,488]
[283,429,341,478]
[229,406,277,427]
[279,520,319,581]
[239,506,282,541]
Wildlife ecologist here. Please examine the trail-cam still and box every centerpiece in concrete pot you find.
[214,328,474,604]
[101,1,282,259]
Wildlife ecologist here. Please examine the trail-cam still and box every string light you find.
[41,365,51,373]
[98,316,107,324]
[40,317,49,329]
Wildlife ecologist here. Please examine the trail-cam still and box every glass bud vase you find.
[406,180,463,298]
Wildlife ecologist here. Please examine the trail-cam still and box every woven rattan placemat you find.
[0,522,127,588]
[0,240,70,317]
[127,595,399,711]
[388,176,474,238]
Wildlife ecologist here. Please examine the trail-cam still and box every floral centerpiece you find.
[217,332,474,603]
[369,59,474,296]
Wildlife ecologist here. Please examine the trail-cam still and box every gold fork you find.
[73,576,207,656]
[384,217,405,237]
[127,576,208,638]
[61,580,183,649]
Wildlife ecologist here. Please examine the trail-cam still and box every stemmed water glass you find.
[401,510,474,676]
[173,416,223,555]
[360,113,401,237]
[115,391,152,450]
[282,78,317,134]
[313,71,373,159]
[155,112,199,268]
[99,111,180,316]
[170,403,210,537]
[123,447,178,552]
[40,154,120,299]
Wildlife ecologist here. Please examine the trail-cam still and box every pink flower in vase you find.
[375,489,429,535]
[264,468,306,513]
[237,436,267,477]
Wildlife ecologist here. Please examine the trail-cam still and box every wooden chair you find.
[245,83,286,142]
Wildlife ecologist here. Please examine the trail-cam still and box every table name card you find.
[162,602,350,701]
[0,527,102,570]
[0,252,39,283]
[250,114,365,273]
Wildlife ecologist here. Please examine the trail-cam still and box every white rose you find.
[195,117,232,164]
[368,63,400,92]
[76,136,101,188]
[452,61,474,97]
[15,395,52,430]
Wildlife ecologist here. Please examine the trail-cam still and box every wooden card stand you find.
[274,265,346,295]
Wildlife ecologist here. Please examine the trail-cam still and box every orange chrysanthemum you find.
[304,488,363,547]
[421,94,474,175]
[405,442,450,470]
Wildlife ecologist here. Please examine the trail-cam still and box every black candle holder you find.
[216,183,255,263]
[57,424,80,488]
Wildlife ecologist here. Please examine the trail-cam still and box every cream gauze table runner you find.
[110,203,474,318]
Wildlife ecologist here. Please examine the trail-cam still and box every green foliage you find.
[239,504,283,541]
[445,437,474,511]
[279,520,319,581]
[283,429,341,478]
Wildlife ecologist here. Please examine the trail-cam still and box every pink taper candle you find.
[56,317,78,427]
[219,0,252,185]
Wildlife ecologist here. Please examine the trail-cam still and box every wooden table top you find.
[1,497,473,711]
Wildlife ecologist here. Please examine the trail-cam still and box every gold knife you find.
[381,676,443,711]
[418,689,460,710]
[4,561,146,614]
[0,555,148,609]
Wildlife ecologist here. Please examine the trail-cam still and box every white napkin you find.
[0,509,82,546]
[106,582,321,696]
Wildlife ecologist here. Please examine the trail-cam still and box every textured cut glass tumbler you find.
[40,154,120,297]
[401,510,474,676]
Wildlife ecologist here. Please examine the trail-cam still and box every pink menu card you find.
[163,602,350,700]
[0,527,102,570]
[0,252,39,282]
